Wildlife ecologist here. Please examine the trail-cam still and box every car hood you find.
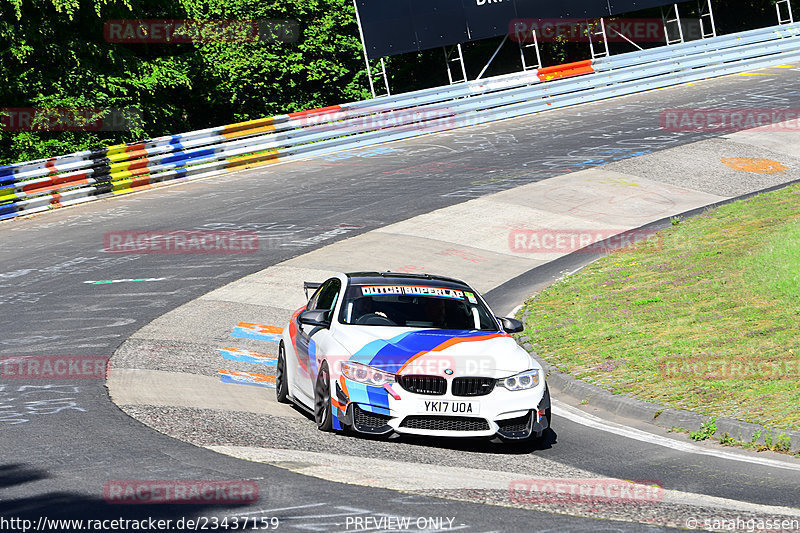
[331,326,537,377]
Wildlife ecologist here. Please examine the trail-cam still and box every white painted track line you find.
[553,399,800,473]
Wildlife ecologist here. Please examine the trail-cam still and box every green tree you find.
[180,0,369,123]
[0,0,369,164]
[0,0,194,163]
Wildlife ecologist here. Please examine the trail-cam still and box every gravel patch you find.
[119,405,595,478]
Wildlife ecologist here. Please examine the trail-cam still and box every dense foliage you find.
[0,0,369,163]
[0,0,788,164]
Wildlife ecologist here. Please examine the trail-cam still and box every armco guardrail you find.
[2,22,800,221]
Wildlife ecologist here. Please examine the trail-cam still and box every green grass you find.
[689,418,717,441]
[520,183,800,431]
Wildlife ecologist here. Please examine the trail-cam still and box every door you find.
[292,277,341,402]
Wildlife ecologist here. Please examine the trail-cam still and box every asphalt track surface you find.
[2,68,800,531]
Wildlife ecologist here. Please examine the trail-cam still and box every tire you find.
[314,363,333,432]
[542,384,552,430]
[275,343,290,404]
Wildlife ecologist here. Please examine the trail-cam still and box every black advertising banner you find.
[411,0,469,51]
[514,0,607,19]
[463,0,518,41]
[608,0,680,15]
[355,0,416,59]
[356,0,682,59]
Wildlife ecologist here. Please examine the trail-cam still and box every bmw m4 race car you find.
[277,272,551,442]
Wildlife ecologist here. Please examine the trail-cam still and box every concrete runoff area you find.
[109,118,800,527]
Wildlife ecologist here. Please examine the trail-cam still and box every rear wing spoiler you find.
[303,281,322,300]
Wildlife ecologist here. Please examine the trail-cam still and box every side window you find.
[309,278,341,317]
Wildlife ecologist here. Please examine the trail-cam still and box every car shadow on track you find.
[290,402,559,454]
[391,428,558,454]
[341,427,559,454]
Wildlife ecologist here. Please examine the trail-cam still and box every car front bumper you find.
[336,378,551,439]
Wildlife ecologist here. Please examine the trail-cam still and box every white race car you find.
[277,272,551,441]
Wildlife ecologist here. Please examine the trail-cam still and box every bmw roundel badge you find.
[444,368,454,375]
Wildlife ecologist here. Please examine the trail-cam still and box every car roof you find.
[344,271,470,290]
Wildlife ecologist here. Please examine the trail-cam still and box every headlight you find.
[498,369,540,391]
[341,361,395,386]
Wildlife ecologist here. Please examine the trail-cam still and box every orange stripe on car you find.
[397,333,506,374]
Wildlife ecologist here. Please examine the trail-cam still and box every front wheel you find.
[314,363,333,432]
[275,343,289,404]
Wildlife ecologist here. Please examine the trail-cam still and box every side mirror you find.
[498,316,524,334]
[299,309,331,328]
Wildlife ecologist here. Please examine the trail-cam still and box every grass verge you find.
[520,183,800,431]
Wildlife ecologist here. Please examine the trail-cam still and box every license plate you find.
[420,400,479,415]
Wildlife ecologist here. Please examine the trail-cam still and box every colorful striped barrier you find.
[2,22,800,222]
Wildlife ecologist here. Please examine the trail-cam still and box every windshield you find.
[339,283,499,330]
